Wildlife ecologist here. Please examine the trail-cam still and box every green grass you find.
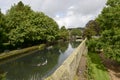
[88,52,110,80]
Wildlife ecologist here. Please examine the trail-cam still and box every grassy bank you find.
[0,44,46,60]
[87,52,110,80]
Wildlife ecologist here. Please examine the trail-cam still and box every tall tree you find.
[58,26,69,40]
[5,1,33,46]
[4,1,59,47]
[0,10,6,44]
[70,28,82,36]
[96,0,120,62]
[5,1,32,32]
[83,20,100,39]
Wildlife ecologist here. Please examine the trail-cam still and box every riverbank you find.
[87,52,110,80]
[75,51,110,80]
[99,53,120,80]
[0,44,46,60]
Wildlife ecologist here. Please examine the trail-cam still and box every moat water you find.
[0,41,80,80]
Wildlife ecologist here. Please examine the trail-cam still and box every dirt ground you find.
[77,54,87,80]
[99,53,120,80]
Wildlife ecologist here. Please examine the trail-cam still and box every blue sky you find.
[0,0,107,28]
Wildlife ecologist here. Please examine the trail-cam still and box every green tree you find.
[83,20,100,39]
[58,26,69,41]
[5,1,33,46]
[70,28,82,36]
[4,1,59,47]
[0,10,6,45]
[5,1,32,32]
[70,28,82,40]
[96,0,120,62]
[83,28,96,39]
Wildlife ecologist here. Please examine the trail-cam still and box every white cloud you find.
[68,6,75,10]
[0,0,107,28]
[54,11,94,28]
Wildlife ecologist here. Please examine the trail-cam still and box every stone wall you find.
[45,39,88,80]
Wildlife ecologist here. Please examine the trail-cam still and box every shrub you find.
[86,39,97,52]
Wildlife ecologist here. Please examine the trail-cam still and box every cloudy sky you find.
[0,0,107,28]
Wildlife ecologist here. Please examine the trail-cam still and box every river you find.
[0,41,80,80]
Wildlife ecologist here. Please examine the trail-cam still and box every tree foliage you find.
[0,10,6,45]
[58,26,69,40]
[70,28,82,36]
[0,1,59,50]
[83,20,100,39]
[96,0,120,62]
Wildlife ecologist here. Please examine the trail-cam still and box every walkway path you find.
[77,54,87,80]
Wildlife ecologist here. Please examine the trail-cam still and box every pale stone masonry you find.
[45,38,88,80]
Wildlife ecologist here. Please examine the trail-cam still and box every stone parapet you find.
[45,39,88,80]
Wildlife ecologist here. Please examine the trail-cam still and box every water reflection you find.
[58,43,74,65]
[70,41,80,48]
[0,41,80,80]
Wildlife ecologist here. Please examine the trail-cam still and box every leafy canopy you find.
[2,1,59,47]
[83,20,100,39]
[58,26,69,40]
[96,0,120,62]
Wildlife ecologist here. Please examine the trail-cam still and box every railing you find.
[45,38,88,80]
